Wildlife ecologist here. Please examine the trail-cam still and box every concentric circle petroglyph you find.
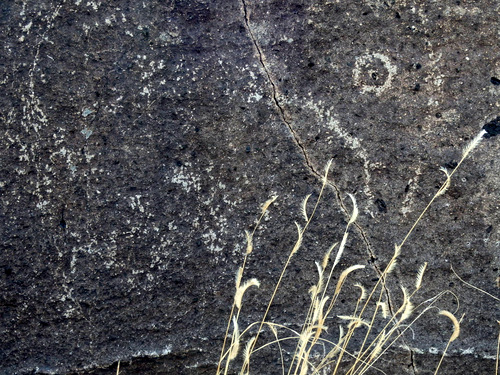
[353,53,397,95]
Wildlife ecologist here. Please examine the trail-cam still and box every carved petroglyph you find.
[353,52,397,96]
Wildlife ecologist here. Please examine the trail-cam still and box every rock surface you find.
[1,1,499,374]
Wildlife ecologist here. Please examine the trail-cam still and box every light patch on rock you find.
[398,344,424,355]
[132,345,172,358]
[21,20,33,33]
[36,200,50,210]
[82,108,95,117]
[171,166,202,193]
[301,99,376,210]
[104,14,116,26]
[248,92,263,102]
[202,229,223,252]
[129,195,146,213]
[400,166,421,217]
[429,347,439,355]
[460,347,475,355]
[81,128,93,139]
[441,108,461,122]
[86,1,99,11]
[444,5,482,18]
[69,241,117,274]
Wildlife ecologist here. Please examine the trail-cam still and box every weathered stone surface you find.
[1,1,498,374]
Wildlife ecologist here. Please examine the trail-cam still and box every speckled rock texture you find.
[1,1,499,374]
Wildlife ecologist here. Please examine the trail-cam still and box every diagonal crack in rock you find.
[239,0,403,352]
[240,0,314,172]
[240,0,382,272]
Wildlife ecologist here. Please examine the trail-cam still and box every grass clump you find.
[216,128,499,375]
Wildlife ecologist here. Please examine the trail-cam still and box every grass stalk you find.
[217,129,490,375]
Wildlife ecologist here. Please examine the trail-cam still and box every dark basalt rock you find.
[1,1,499,374]
[483,116,500,138]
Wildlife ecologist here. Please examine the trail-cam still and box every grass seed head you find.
[245,230,253,255]
[321,242,338,270]
[302,194,312,222]
[235,278,260,310]
[335,265,366,296]
[347,193,359,225]
[291,222,303,256]
[228,316,240,361]
[415,262,428,290]
[261,195,278,214]
[354,283,367,302]
[235,266,243,290]
[242,336,256,367]
[323,159,333,183]
[462,130,486,160]
[439,310,461,342]
[436,168,451,197]
[377,301,389,319]
[400,299,414,322]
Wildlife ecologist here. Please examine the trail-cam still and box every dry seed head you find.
[261,195,278,214]
[369,330,387,361]
[436,168,451,198]
[299,329,314,346]
[335,265,366,296]
[322,242,338,270]
[333,231,349,267]
[415,262,428,290]
[318,296,330,321]
[338,325,345,342]
[308,285,318,299]
[240,336,257,375]
[323,159,333,183]
[377,301,389,319]
[324,326,344,360]
[338,315,369,329]
[315,261,324,280]
[439,310,460,342]
[268,323,278,337]
[245,230,253,255]
[386,259,398,275]
[393,243,402,259]
[312,296,330,324]
[228,316,240,361]
[401,285,409,301]
[347,193,359,225]
[234,278,260,310]
[348,318,369,330]
[312,298,320,319]
[315,261,324,294]
[302,194,312,222]
[462,130,486,160]
[291,222,303,255]
[235,266,243,290]
[397,286,409,315]
[241,336,256,372]
[400,299,414,322]
[354,283,367,302]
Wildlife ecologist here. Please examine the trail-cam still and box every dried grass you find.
[216,129,497,375]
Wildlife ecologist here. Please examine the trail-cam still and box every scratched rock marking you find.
[352,52,397,96]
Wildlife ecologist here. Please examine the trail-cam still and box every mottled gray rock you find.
[1,1,499,374]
